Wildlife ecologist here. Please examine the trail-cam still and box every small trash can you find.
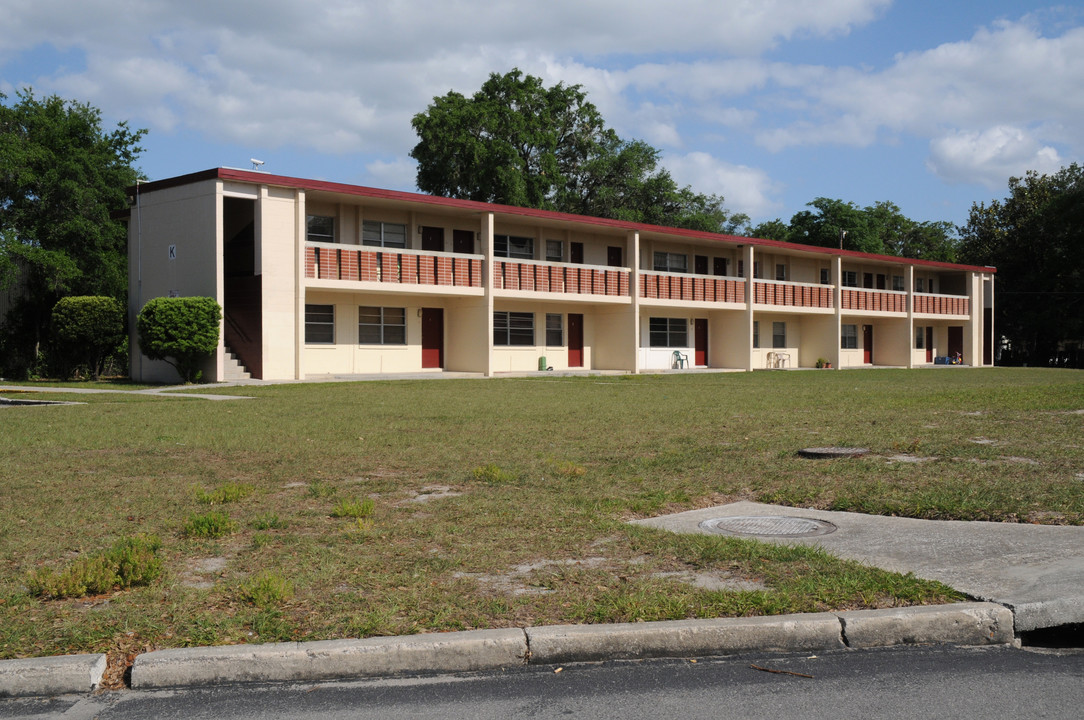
[538,356,547,371]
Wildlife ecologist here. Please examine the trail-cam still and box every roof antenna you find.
[251,158,265,171]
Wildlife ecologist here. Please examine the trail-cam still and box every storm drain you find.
[699,515,838,538]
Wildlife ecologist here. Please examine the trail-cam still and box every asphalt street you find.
[3,645,1082,720]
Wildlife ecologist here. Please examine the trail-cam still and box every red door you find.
[925,327,933,363]
[568,314,584,367]
[863,325,873,364]
[421,308,443,369]
[694,319,708,366]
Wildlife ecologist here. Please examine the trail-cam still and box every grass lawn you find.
[1,368,1081,673]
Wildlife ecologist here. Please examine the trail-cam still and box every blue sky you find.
[2,1,1081,230]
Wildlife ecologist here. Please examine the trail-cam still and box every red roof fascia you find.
[132,168,996,274]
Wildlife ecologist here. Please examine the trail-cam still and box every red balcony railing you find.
[913,293,969,315]
[640,272,745,302]
[305,244,482,288]
[495,259,629,297]
[754,280,833,309]
[842,288,907,313]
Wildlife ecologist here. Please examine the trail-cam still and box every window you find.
[546,314,563,346]
[495,235,533,259]
[546,239,563,262]
[305,304,334,344]
[753,262,760,279]
[892,275,904,291]
[753,321,759,349]
[653,252,687,273]
[915,326,925,349]
[915,278,925,292]
[649,317,687,347]
[820,268,831,285]
[842,270,858,287]
[776,264,787,281]
[306,215,335,243]
[494,311,534,346]
[358,306,406,345]
[772,322,786,349]
[738,259,745,277]
[362,220,406,248]
[842,324,858,349]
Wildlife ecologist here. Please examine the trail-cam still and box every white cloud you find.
[926,126,1063,188]
[364,157,417,191]
[664,152,783,219]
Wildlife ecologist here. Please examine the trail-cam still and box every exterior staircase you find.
[223,346,251,381]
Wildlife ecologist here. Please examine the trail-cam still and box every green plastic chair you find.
[672,350,689,369]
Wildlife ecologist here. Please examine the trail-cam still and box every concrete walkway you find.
[633,501,1084,633]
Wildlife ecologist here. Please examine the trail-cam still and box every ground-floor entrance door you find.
[421,308,443,369]
[925,327,934,363]
[568,313,584,367]
[948,326,963,362]
[863,325,874,364]
[694,319,708,366]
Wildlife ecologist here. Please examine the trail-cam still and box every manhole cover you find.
[699,516,838,537]
[798,446,869,459]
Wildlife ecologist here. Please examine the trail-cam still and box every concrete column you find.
[744,245,755,372]
[629,231,641,374]
[832,255,842,369]
[905,265,915,369]
[482,212,495,377]
[294,189,306,379]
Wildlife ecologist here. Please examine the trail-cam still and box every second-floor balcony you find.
[754,280,834,310]
[305,243,483,290]
[842,287,907,314]
[913,292,969,316]
[494,258,630,298]
[640,272,745,303]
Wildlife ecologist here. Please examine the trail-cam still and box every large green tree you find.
[0,90,145,374]
[959,164,1083,366]
[753,198,958,261]
[411,69,747,232]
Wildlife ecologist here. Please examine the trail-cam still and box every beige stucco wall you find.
[751,312,801,369]
[590,304,636,371]
[129,179,221,383]
[708,311,748,369]
[258,185,302,380]
[799,315,838,368]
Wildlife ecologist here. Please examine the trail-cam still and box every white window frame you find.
[842,324,858,349]
[495,235,533,259]
[306,215,335,243]
[772,322,787,349]
[653,252,688,273]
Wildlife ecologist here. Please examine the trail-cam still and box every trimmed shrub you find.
[137,296,221,383]
[50,296,125,379]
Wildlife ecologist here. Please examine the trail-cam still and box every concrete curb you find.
[526,613,846,664]
[1,602,1014,696]
[131,629,527,689]
[0,654,106,698]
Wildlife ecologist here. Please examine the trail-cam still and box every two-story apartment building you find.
[127,168,995,382]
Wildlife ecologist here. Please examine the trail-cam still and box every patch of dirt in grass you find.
[455,557,610,596]
[403,485,464,504]
[180,557,228,589]
[969,437,998,445]
[1027,511,1068,524]
[885,454,938,463]
[651,570,768,592]
[999,456,1040,465]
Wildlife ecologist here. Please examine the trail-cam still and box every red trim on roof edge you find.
[132,168,996,274]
